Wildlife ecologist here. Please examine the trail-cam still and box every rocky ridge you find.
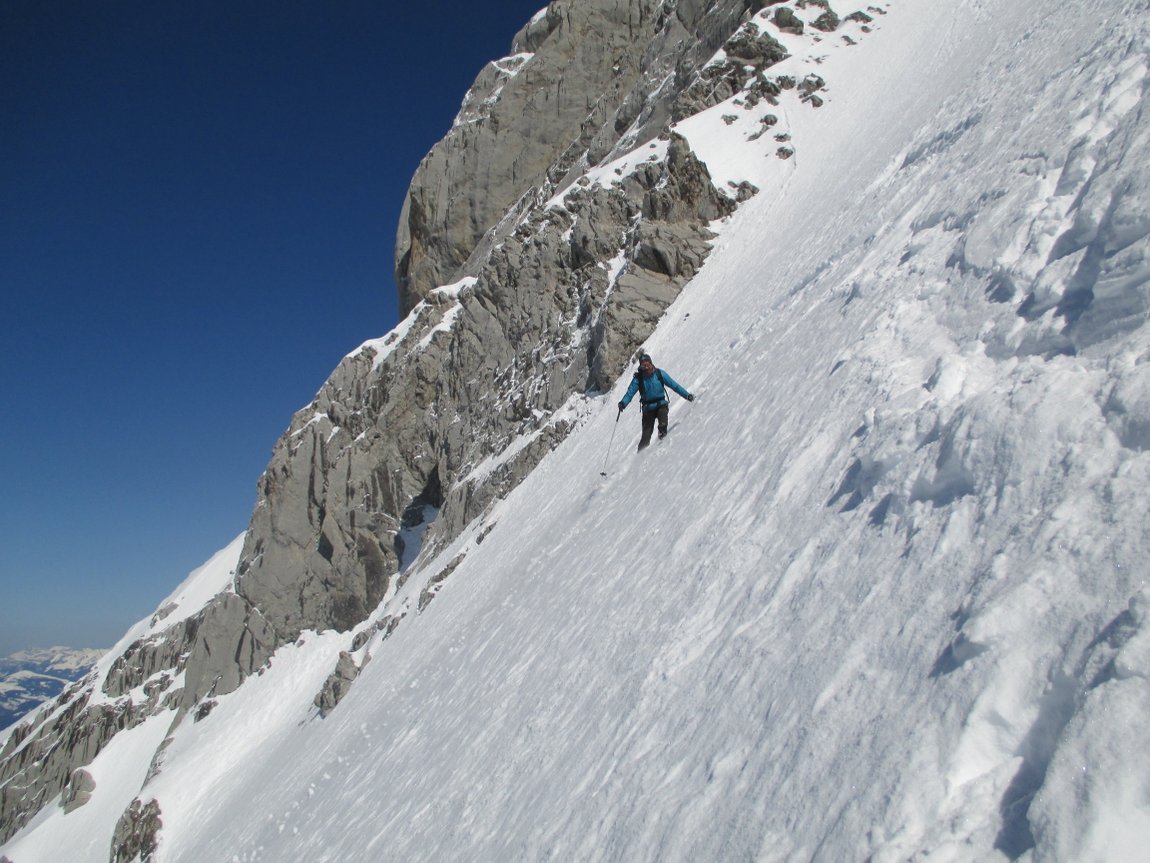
[0,1,888,852]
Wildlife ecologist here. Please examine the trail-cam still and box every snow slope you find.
[5,0,1150,860]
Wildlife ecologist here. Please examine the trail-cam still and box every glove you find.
[687,393,695,402]
[618,401,626,411]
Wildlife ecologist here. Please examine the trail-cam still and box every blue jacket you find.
[620,368,691,411]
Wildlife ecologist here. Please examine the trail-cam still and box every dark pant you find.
[638,405,669,449]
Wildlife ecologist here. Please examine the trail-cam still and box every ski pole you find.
[601,408,621,476]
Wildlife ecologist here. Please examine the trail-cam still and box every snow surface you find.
[6,1,1150,861]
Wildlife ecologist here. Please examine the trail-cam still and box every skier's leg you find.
[638,409,656,449]
[656,405,669,438]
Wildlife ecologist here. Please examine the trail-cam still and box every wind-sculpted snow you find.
[5,1,1150,861]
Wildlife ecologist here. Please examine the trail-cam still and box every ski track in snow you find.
[6,1,1150,861]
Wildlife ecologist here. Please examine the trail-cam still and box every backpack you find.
[634,368,669,409]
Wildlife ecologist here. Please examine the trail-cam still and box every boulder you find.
[773,7,805,34]
[314,652,360,717]
[111,798,162,863]
[60,768,96,813]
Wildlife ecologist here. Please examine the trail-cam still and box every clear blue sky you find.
[0,0,545,655]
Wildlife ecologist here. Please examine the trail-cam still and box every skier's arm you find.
[662,372,694,401]
[618,377,640,410]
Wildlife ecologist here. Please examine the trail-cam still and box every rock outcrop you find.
[314,651,360,717]
[0,684,141,841]
[110,798,162,863]
[60,768,96,814]
[395,0,753,314]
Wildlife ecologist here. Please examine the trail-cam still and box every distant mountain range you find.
[0,647,105,730]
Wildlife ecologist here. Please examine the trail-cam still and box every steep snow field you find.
[5,0,1150,860]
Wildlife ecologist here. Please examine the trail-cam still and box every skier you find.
[618,352,695,450]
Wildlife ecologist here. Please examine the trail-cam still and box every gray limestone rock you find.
[418,555,466,612]
[0,693,143,843]
[396,0,754,314]
[103,619,198,699]
[726,24,790,66]
[773,6,805,34]
[178,593,279,709]
[813,9,842,32]
[111,798,162,863]
[396,0,672,314]
[314,651,360,717]
[60,768,96,813]
[511,6,562,54]
[351,614,402,652]
[672,22,789,122]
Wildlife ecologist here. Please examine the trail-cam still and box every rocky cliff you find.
[395,0,754,314]
[0,0,876,850]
